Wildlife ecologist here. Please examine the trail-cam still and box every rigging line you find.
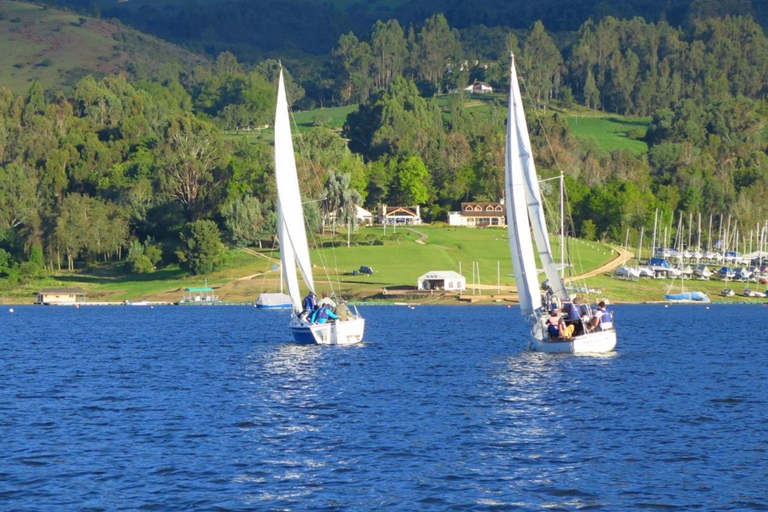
[285,93,344,299]
[518,67,596,294]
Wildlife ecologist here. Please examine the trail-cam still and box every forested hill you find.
[2,0,768,287]
[0,1,207,94]
[37,0,768,59]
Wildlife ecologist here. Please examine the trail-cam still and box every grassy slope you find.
[2,225,622,304]
[0,1,207,94]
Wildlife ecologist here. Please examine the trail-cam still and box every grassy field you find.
[5,224,763,306]
[564,112,650,155]
[1,225,622,305]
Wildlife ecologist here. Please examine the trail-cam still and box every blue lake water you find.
[1,304,766,511]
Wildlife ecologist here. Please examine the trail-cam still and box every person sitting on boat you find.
[335,300,352,321]
[318,291,336,309]
[311,305,339,324]
[301,291,317,321]
[590,301,613,331]
[547,309,574,339]
[563,297,584,336]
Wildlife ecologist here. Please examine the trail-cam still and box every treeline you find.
[327,14,768,116]
[42,0,768,60]
[2,10,768,282]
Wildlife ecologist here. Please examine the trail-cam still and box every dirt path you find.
[566,245,633,282]
[405,227,428,245]
[235,247,278,281]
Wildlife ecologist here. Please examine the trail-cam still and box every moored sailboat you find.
[273,68,365,344]
[504,54,616,354]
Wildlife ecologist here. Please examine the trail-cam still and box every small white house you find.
[448,211,467,226]
[464,80,493,94]
[378,205,422,225]
[417,271,466,292]
[449,202,506,227]
[356,205,373,225]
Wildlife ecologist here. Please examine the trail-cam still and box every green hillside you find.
[0,1,207,94]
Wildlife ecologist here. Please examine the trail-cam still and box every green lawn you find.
[2,225,621,304]
[303,225,617,291]
[564,114,650,155]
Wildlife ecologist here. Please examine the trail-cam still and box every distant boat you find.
[124,300,149,306]
[693,264,712,279]
[665,291,710,303]
[721,288,735,297]
[255,261,293,310]
[254,292,292,309]
[273,67,364,345]
[503,54,615,355]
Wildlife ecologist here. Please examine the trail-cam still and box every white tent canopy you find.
[417,271,466,291]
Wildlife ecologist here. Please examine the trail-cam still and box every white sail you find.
[505,56,540,318]
[273,67,365,345]
[274,70,314,312]
[509,61,568,302]
[505,53,616,354]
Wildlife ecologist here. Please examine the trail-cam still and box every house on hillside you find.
[34,287,87,305]
[356,205,374,226]
[378,205,422,225]
[448,202,506,227]
[464,80,493,94]
[325,205,374,227]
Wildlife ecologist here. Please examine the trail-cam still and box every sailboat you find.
[273,68,365,344]
[664,214,710,303]
[254,263,292,309]
[504,54,616,354]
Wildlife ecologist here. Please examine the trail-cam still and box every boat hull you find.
[529,329,617,354]
[290,317,365,345]
[255,304,292,310]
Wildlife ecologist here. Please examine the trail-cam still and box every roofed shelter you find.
[180,287,219,304]
[35,287,86,305]
[417,271,466,291]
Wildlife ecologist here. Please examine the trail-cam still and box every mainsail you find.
[505,55,540,318]
[274,69,315,312]
[509,59,568,302]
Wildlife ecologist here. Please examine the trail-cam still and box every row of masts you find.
[641,210,768,265]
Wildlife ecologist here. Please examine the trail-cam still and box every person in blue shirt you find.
[311,305,338,324]
[301,291,317,321]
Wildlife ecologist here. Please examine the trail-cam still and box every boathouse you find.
[34,287,87,305]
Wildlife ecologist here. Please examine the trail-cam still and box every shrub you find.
[177,220,225,275]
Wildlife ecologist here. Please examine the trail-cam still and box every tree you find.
[221,196,265,247]
[0,160,39,229]
[332,32,374,104]
[177,219,225,275]
[391,156,430,205]
[521,21,563,106]
[157,114,227,218]
[416,14,461,92]
[54,194,128,270]
[370,20,407,90]
[322,171,362,233]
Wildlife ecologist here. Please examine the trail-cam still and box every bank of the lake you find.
[1,226,764,306]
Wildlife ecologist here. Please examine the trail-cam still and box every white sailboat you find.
[504,54,616,354]
[273,68,365,345]
[665,214,710,303]
[255,263,292,309]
